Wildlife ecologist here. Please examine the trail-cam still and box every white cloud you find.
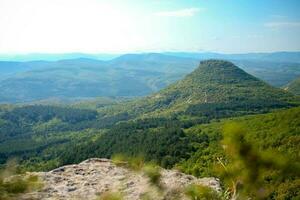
[264,21,300,28]
[269,15,287,19]
[154,8,203,17]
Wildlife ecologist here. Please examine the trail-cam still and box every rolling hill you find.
[0,53,120,62]
[165,51,300,63]
[0,55,199,103]
[178,106,300,199]
[0,53,300,103]
[285,76,300,95]
[2,51,300,63]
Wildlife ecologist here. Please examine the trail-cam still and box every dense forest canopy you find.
[285,76,300,95]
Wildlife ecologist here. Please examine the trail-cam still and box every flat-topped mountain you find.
[158,59,291,104]
[22,158,220,200]
[110,60,294,118]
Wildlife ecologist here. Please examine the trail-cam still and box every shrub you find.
[143,164,161,187]
[185,184,221,200]
[98,191,123,200]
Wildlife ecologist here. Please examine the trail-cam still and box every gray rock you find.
[21,158,221,200]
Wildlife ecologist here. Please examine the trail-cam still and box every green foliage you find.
[185,184,221,200]
[98,191,123,200]
[71,97,130,110]
[0,54,199,103]
[1,60,295,169]
[143,164,161,187]
[96,60,294,123]
[0,159,42,199]
[179,107,300,199]
[113,155,162,188]
[59,119,194,168]
[216,122,300,199]
[163,60,293,108]
[112,154,145,171]
[0,104,111,166]
[285,76,300,95]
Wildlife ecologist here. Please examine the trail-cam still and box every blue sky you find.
[0,0,299,53]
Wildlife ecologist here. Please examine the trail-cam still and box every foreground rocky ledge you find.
[22,158,220,200]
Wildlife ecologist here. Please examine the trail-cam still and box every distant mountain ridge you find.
[0,55,199,103]
[165,51,300,63]
[1,51,300,63]
[0,53,120,62]
[0,53,299,103]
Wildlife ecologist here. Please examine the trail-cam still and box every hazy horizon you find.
[1,49,300,55]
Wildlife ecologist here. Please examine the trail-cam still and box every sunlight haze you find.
[0,0,300,53]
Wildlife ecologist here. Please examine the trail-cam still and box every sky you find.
[0,0,300,54]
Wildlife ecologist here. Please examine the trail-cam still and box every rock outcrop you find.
[22,158,221,200]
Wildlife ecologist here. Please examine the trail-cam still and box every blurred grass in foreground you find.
[0,159,42,200]
[216,122,300,200]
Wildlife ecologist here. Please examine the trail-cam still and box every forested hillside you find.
[178,106,300,199]
[0,55,199,103]
[285,76,300,95]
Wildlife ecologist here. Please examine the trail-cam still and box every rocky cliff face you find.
[21,158,220,200]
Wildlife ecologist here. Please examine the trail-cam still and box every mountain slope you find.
[158,59,290,104]
[106,60,294,119]
[178,106,300,199]
[285,76,300,95]
[0,56,199,103]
